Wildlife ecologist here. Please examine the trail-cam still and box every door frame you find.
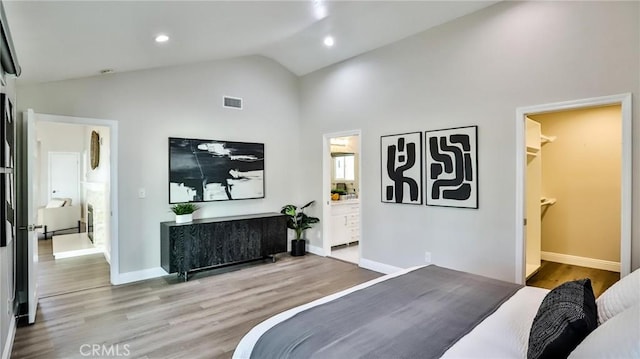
[515,93,632,284]
[322,130,362,260]
[47,151,80,204]
[34,113,120,285]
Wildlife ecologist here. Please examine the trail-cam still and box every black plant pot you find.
[291,239,306,257]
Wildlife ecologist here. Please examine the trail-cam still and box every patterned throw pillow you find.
[527,279,598,359]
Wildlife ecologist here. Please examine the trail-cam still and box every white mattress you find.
[233,266,548,359]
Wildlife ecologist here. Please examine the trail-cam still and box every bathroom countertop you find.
[330,199,359,205]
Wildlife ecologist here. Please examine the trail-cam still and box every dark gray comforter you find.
[250,265,522,359]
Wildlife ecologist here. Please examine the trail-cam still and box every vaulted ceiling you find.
[3,1,498,84]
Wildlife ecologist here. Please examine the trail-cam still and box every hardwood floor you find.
[12,253,380,358]
[37,238,111,298]
[526,260,619,297]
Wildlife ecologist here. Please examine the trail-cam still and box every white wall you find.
[83,125,110,253]
[35,122,85,207]
[299,1,640,281]
[17,55,301,273]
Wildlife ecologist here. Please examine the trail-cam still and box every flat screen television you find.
[168,137,264,204]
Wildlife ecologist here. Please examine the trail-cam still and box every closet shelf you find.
[526,146,540,158]
[540,134,557,144]
[540,197,557,206]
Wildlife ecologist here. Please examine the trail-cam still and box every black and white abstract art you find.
[0,94,13,247]
[1,174,15,247]
[380,132,423,204]
[169,137,264,203]
[0,93,13,169]
[425,126,478,209]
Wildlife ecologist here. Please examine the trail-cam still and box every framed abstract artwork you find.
[425,126,478,209]
[380,132,423,205]
[168,137,265,204]
[0,174,14,247]
[0,94,13,169]
[0,174,4,247]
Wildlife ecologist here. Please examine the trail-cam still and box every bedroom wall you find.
[531,106,621,263]
[16,55,301,274]
[299,1,640,281]
[35,122,85,207]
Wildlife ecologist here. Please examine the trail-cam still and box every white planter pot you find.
[175,213,193,224]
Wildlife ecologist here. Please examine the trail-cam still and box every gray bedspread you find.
[250,265,522,359]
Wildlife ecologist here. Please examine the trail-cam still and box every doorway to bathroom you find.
[322,130,361,264]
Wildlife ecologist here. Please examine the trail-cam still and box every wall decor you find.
[1,174,15,247]
[425,125,478,209]
[90,130,100,170]
[0,174,5,247]
[380,132,423,204]
[169,137,264,203]
[0,93,12,168]
[0,93,14,247]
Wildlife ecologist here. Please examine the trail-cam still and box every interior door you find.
[24,109,39,323]
[48,152,80,204]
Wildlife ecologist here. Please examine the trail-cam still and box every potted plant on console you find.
[170,203,199,224]
[281,201,320,256]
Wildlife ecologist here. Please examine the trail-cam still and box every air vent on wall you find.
[223,96,243,110]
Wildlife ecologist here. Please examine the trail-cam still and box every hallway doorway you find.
[16,111,119,324]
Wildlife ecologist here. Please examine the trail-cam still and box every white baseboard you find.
[307,244,325,256]
[112,267,168,285]
[359,258,403,274]
[541,251,620,272]
[102,248,111,265]
[2,315,15,359]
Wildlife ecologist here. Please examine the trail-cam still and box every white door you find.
[48,152,80,204]
[25,109,39,324]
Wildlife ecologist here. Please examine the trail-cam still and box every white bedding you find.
[233,266,548,359]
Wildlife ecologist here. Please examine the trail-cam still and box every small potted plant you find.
[281,201,320,256]
[170,203,199,224]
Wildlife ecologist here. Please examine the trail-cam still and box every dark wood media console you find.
[160,212,287,280]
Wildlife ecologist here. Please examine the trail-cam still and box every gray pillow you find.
[527,278,598,359]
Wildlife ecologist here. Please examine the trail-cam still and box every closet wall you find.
[529,105,621,264]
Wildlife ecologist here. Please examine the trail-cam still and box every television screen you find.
[169,137,264,203]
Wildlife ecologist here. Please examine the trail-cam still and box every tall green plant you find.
[280,201,320,240]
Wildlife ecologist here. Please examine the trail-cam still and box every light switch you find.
[138,188,146,198]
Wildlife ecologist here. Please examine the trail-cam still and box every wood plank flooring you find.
[526,260,619,297]
[12,252,380,358]
[37,239,111,298]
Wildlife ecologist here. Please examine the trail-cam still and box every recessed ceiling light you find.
[313,0,327,19]
[323,36,334,47]
[155,34,170,43]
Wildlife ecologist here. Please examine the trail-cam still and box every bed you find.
[234,265,640,359]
